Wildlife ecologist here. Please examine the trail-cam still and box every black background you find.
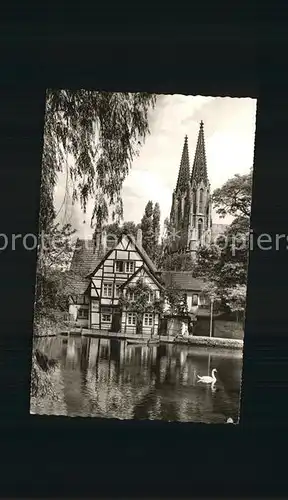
[1,9,288,497]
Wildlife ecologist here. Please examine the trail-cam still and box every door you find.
[111,309,122,332]
[136,314,143,336]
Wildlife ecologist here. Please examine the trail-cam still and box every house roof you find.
[69,238,102,277]
[160,271,205,292]
[128,233,157,273]
[87,232,158,278]
[62,270,90,296]
[119,264,164,290]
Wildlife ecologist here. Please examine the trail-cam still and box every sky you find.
[53,94,257,239]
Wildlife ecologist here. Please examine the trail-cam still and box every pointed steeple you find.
[176,135,190,192]
[191,121,208,184]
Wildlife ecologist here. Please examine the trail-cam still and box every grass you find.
[186,335,243,349]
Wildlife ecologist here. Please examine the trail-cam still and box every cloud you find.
[122,170,172,231]
[52,93,257,235]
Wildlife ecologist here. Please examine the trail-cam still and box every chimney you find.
[100,229,107,256]
[93,226,107,256]
[136,228,143,247]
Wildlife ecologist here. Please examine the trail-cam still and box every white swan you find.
[197,368,217,384]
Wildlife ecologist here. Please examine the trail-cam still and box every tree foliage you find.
[38,222,76,272]
[152,202,161,244]
[222,285,247,313]
[141,200,158,259]
[158,251,194,271]
[193,170,252,315]
[40,90,157,232]
[119,278,163,334]
[103,220,141,243]
[35,222,77,323]
[163,282,189,316]
[212,169,253,219]
[194,222,249,313]
[119,278,162,314]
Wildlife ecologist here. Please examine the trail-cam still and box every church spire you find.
[176,135,190,192]
[191,121,208,184]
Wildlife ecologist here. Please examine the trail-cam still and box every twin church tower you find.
[169,121,222,258]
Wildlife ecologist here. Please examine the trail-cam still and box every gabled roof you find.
[128,233,157,274]
[69,238,103,277]
[87,232,158,278]
[119,264,164,290]
[160,271,205,292]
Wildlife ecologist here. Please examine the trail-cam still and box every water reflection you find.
[31,336,243,423]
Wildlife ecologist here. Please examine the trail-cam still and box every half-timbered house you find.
[67,229,163,335]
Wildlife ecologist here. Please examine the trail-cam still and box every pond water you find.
[31,335,243,424]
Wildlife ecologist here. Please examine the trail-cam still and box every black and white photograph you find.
[30,90,257,423]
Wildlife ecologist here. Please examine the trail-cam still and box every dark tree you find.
[141,200,155,256]
[152,202,161,247]
[159,252,194,271]
[193,170,252,315]
[103,220,141,242]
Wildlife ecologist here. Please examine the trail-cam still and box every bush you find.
[30,350,58,399]
[34,309,67,337]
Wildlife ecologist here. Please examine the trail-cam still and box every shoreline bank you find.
[51,328,244,350]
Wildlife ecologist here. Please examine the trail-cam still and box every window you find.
[77,308,88,319]
[107,235,118,249]
[192,294,198,306]
[115,261,124,273]
[126,261,135,273]
[200,294,209,307]
[198,219,203,242]
[103,283,113,297]
[126,290,135,301]
[147,290,154,302]
[199,188,204,213]
[114,283,121,298]
[76,294,89,305]
[192,189,197,214]
[143,313,153,326]
[178,200,182,223]
[102,307,112,323]
[127,312,136,325]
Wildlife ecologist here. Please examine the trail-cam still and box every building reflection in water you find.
[31,335,243,423]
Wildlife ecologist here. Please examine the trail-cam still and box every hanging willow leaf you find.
[39,90,157,232]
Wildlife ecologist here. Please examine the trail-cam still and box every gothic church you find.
[169,121,227,258]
